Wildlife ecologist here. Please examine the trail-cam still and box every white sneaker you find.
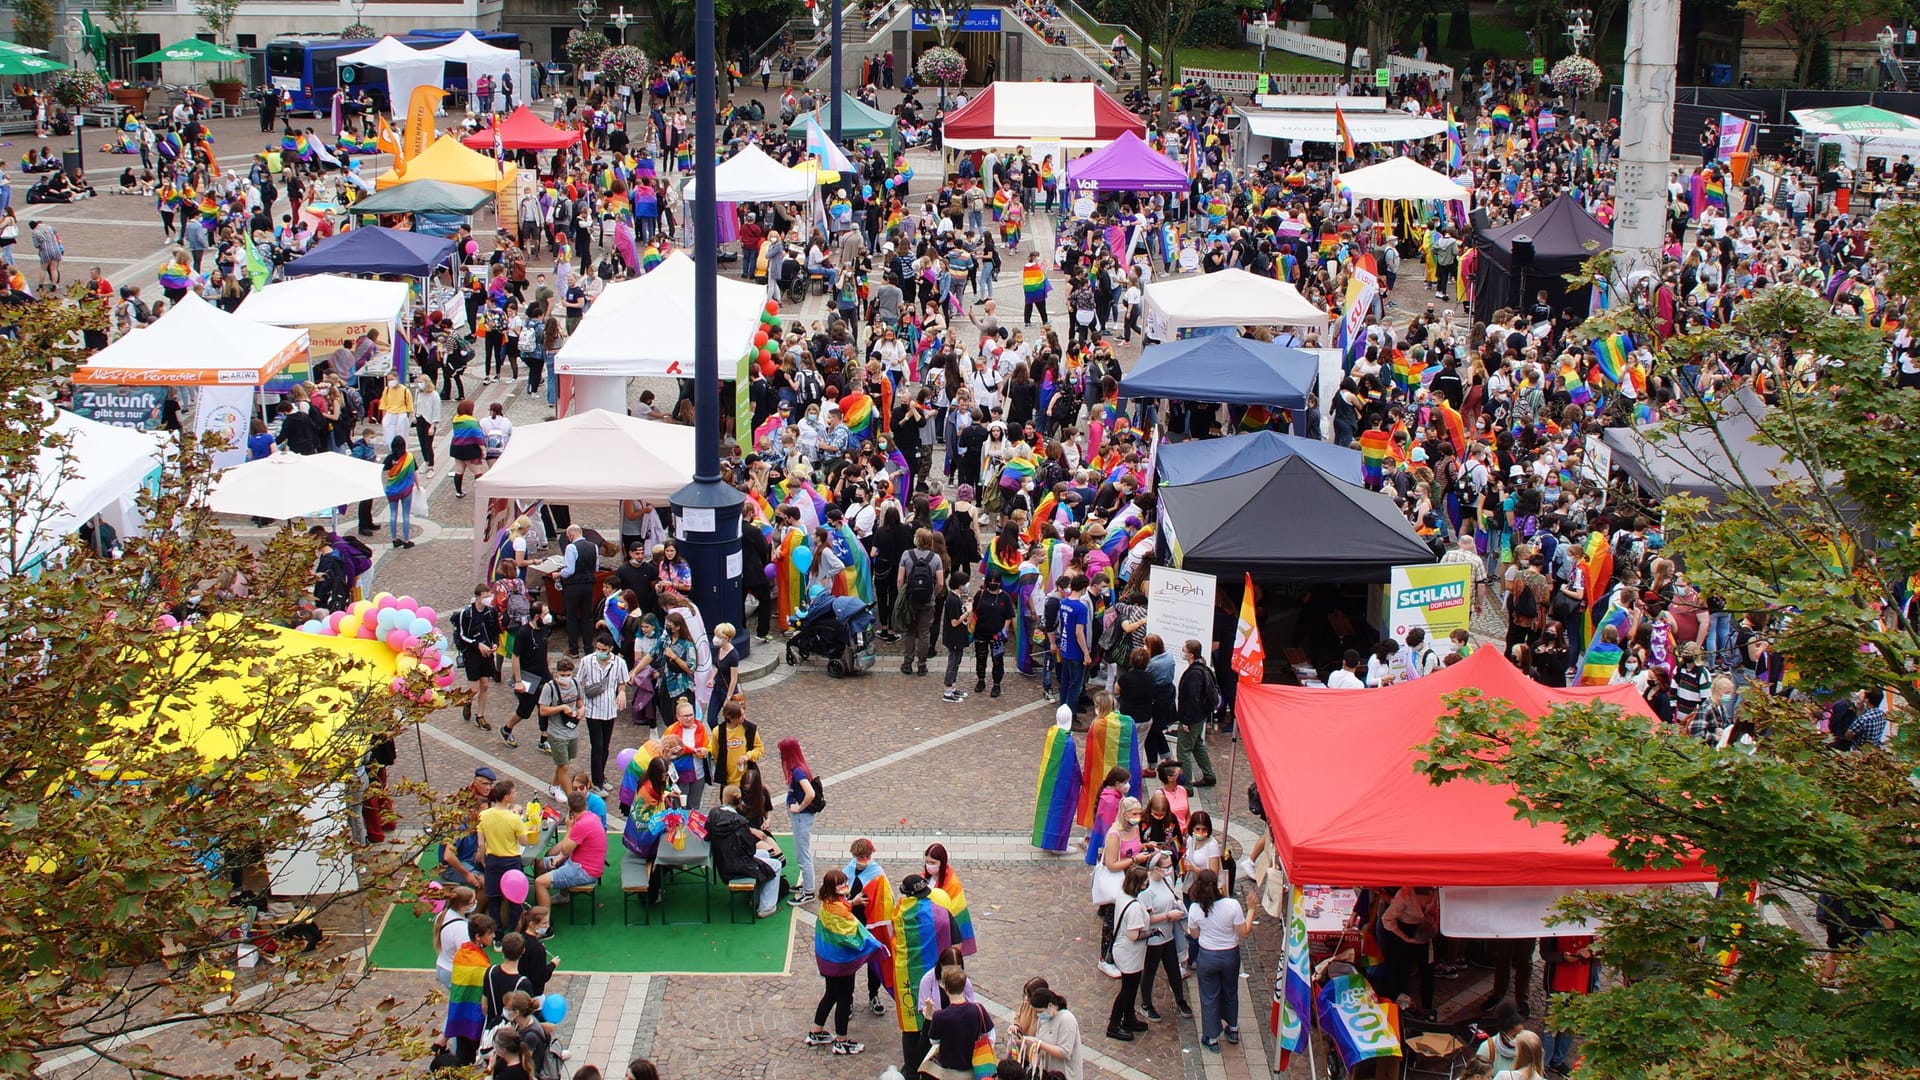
[1098,961,1122,979]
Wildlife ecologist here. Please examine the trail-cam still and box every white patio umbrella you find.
[208,451,384,520]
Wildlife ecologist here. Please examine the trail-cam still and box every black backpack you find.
[802,774,827,813]
[903,550,937,605]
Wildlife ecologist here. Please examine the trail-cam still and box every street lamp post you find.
[1566,6,1595,56]
[1254,15,1270,74]
[830,0,843,145]
[65,17,84,169]
[672,0,746,657]
[610,5,631,44]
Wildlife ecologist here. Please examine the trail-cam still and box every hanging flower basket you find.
[600,44,647,89]
[49,69,107,109]
[341,23,376,39]
[567,29,611,72]
[916,46,966,87]
[1548,56,1603,97]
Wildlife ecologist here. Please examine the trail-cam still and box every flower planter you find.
[208,79,243,106]
[109,86,148,111]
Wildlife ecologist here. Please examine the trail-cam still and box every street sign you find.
[1532,57,1546,75]
[1374,67,1389,86]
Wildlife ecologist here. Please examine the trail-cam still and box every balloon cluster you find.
[746,298,783,378]
[297,593,457,699]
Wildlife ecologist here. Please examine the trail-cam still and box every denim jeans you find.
[1546,1025,1576,1071]
[1059,658,1088,716]
[1196,945,1240,1039]
[790,809,816,891]
[1706,612,1736,671]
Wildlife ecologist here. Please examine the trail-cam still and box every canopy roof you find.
[1155,429,1364,487]
[349,178,497,216]
[376,134,518,192]
[683,143,816,202]
[1599,388,1831,501]
[22,406,167,566]
[74,293,307,386]
[0,52,67,75]
[1160,454,1431,581]
[1062,130,1189,194]
[207,451,385,519]
[1143,268,1329,332]
[1240,647,1715,887]
[1336,156,1469,203]
[1790,104,1920,136]
[1119,335,1317,410]
[337,35,443,113]
[941,81,1144,149]
[459,105,583,152]
[785,94,897,142]
[1476,194,1611,263]
[134,38,247,64]
[236,274,411,326]
[1241,110,1448,145]
[554,251,767,377]
[285,226,456,278]
[419,30,517,88]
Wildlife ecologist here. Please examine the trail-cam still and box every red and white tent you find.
[940,81,1145,149]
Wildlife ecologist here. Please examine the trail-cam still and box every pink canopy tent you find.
[1063,130,1190,194]
[460,106,583,152]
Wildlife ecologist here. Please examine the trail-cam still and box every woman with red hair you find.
[780,737,823,905]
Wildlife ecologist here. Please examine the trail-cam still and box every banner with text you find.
[1146,564,1216,682]
[1383,562,1473,643]
[71,386,167,429]
[194,385,253,470]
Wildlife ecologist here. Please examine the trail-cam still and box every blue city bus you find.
[266,30,520,115]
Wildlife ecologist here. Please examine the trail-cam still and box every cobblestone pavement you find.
[42,97,1798,1080]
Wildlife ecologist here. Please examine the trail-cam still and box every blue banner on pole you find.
[911,9,1000,31]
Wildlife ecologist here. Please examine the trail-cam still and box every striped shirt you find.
[576,650,630,721]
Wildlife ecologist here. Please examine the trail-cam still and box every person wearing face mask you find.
[410,371,441,477]
[1021,986,1085,1080]
[1136,849,1192,1022]
[577,632,631,793]
[503,599,555,752]
[454,584,503,731]
[921,843,976,955]
[378,369,413,448]
[967,569,1015,698]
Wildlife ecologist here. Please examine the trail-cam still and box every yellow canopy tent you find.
[375,133,518,201]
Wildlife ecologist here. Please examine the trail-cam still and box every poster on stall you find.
[1146,564,1216,681]
[194,385,254,470]
[1383,562,1473,643]
[70,386,167,430]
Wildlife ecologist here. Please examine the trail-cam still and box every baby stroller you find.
[785,588,876,677]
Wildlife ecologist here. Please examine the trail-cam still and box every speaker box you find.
[1469,207,1492,233]
[1511,235,1535,267]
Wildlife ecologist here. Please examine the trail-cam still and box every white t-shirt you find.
[1327,669,1366,689]
[434,912,470,983]
[1186,897,1247,952]
[1111,896,1151,974]
[1187,835,1222,875]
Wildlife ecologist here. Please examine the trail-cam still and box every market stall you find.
[1333,156,1471,203]
[284,227,456,278]
[418,31,518,105]
[459,105,583,152]
[337,36,444,117]
[10,404,170,575]
[1599,387,1829,502]
[236,275,411,387]
[784,94,901,153]
[1154,429,1364,487]
[374,134,519,193]
[1142,267,1329,337]
[681,142,816,202]
[1061,129,1189,194]
[347,179,496,217]
[1469,194,1610,322]
[940,81,1144,150]
[1119,335,1319,435]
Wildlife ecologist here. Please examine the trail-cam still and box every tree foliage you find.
[1415,277,1920,1078]
[10,0,54,51]
[1739,0,1874,86]
[1,294,462,1078]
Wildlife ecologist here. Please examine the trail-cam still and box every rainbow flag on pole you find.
[1446,104,1464,170]
[1275,885,1313,1058]
[1334,104,1358,160]
[1231,573,1265,680]
[1031,725,1081,851]
[1077,710,1143,835]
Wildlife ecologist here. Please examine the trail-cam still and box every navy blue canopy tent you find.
[1118,335,1319,435]
[284,226,458,278]
[1155,430,1365,487]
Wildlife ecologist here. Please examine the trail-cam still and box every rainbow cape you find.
[815,899,886,976]
[1562,360,1594,405]
[1076,710,1143,832]
[991,188,1010,220]
[197,194,218,222]
[1025,492,1061,544]
[157,262,194,292]
[844,860,896,973]
[1436,400,1466,457]
[444,941,489,1041]
[998,455,1036,491]
[282,132,312,162]
[449,415,484,449]
[886,444,913,502]
[1031,724,1082,852]
[774,526,807,627]
[382,452,416,500]
[1358,429,1391,488]
[830,521,874,604]
[886,893,953,1029]
[926,493,950,529]
[1592,332,1632,386]
[1578,641,1623,685]
[1022,264,1049,302]
[983,539,1023,587]
[1491,103,1513,130]
[1704,175,1727,211]
[1580,532,1615,642]
[339,132,377,155]
[839,391,876,443]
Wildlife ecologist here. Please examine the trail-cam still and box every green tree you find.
[1417,277,1920,1078]
[1,293,461,1077]
[1739,0,1874,86]
[10,0,54,51]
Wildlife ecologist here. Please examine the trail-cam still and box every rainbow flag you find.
[382,452,416,500]
[1031,725,1081,852]
[444,941,489,1041]
[774,526,807,627]
[887,893,951,1028]
[1578,641,1623,685]
[1315,973,1403,1068]
[886,444,912,502]
[991,189,1010,220]
[1704,175,1727,211]
[1076,710,1143,833]
[157,262,193,292]
[1022,263,1049,303]
[1491,103,1513,130]
[932,870,975,954]
[1358,429,1391,488]
[1592,332,1632,385]
[449,414,484,450]
[838,391,876,443]
[1446,105,1464,170]
[1025,492,1061,544]
[282,132,312,162]
[983,539,1023,589]
[815,899,886,976]
[197,194,218,222]
[1278,885,1313,1056]
[998,455,1037,492]
[927,492,950,529]
[1580,531,1615,642]
[1436,400,1466,457]
[339,132,377,155]
[1334,104,1357,160]
[831,521,874,604]
[1390,351,1414,393]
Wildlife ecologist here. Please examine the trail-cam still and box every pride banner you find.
[1314,973,1403,1068]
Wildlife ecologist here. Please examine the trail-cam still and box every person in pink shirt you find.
[533,790,607,910]
[1155,761,1190,831]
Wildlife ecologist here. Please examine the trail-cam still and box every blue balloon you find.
[791,546,814,574]
[376,609,397,631]
[410,617,433,638]
[540,993,568,1023]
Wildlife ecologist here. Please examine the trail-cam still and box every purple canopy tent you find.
[1063,130,1192,194]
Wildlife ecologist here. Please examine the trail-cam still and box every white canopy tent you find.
[1240,110,1449,146]
[471,410,696,577]
[1790,105,1920,170]
[418,31,517,99]
[1334,156,1470,203]
[10,406,169,576]
[207,452,386,521]
[73,292,308,387]
[554,251,766,378]
[234,275,411,327]
[1143,268,1330,337]
[681,143,817,202]
[337,36,445,116]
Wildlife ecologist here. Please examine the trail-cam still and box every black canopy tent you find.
[1470,195,1611,322]
[1158,454,1434,582]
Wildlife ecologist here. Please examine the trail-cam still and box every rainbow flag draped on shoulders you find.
[339,132,377,155]
[1358,429,1391,488]
[839,391,876,443]
[774,526,807,627]
[1022,263,1050,302]
[932,872,975,955]
[830,521,874,604]
[983,539,1023,587]
[815,899,886,976]
[450,414,484,450]
[1031,724,1081,852]
[1436,400,1467,457]
[1077,710,1143,833]
[1578,640,1623,685]
[999,455,1037,493]
[382,452,416,500]
[887,893,952,1028]
[444,941,489,1041]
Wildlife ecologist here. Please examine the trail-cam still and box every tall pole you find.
[673,0,747,657]
[1609,0,1680,278]
[830,0,844,145]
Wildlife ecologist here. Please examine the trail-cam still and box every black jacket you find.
[706,804,775,884]
[1177,660,1218,726]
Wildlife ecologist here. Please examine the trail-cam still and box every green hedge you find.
[1183,5,1243,47]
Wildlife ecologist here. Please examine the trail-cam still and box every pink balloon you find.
[400,633,420,652]
[327,612,346,631]
[390,676,407,692]
[395,597,420,612]
[382,629,404,649]
[500,869,530,905]
[417,606,437,624]
[155,614,180,630]
[435,671,457,688]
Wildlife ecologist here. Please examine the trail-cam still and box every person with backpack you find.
[1175,640,1219,789]
[896,529,943,675]
[455,584,503,732]
[967,567,1016,699]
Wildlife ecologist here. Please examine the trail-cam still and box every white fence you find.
[1183,67,1349,95]
[1239,25,1456,86]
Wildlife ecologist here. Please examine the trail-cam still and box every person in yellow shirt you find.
[378,368,414,447]
[477,778,534,928]
[709,699,763,791]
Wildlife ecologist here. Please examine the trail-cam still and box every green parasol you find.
[0,52,69,76]
[134,38,249,64]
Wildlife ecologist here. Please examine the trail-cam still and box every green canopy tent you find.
[349,178,495,216]
[134,38,249,64]
[785,94,901,155]
[1790,104,1920,170]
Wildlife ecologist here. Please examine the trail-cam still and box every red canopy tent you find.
[1238,647,1714,888]
[461,106,583,152]
[940,81,1145,149]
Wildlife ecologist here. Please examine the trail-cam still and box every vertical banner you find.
[194,385,254,470]
[1145,564,1216,682]
[1384,562,1474,644]
[736,352,753,448]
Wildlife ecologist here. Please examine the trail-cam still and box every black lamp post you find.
[830,0,843,144]
[671,0,746,657]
